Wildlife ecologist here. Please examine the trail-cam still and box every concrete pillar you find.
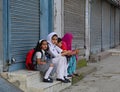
[40,0,49,39]
[85,0,91,60]
[54,0,64,37]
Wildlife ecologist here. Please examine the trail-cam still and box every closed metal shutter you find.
[90,0,102,54]
[8,0,40,71]
[110,5,115,48]
[102,1,111,50]
[115,8,120,46]
[64,0,85,49]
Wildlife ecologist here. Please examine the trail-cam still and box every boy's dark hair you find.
[57,38,62,43]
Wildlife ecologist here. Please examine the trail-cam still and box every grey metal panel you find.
[9,0,40,67]
[102,1,111,50]
[64,0,85,49]
[110,5,115,48]
[90,0,102,54]
[115,8,120,46]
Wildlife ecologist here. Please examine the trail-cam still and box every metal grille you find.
[64,0,85,49]
[9,0,40,64]
[102,1,111,50]
[110,5,115,48]
[90,0,102,54]
[115,8,120,46]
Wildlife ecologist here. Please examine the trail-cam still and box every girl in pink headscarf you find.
[62,33,73,50]
[62,33,79,77]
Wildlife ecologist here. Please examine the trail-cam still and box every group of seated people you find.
[33,32,80,83]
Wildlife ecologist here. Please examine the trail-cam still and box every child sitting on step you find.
[47,32,70,83]
[33,39,55,83]
[57,33,79,77]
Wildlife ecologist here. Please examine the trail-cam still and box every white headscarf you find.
[47,32,57,46]
[47,32,62,57]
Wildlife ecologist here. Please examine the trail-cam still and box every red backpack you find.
[26,49,35,70]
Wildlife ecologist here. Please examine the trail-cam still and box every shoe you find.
[67,75,72,77]
[43,78,53,83]
[73,73,79,76]
[56,78,68,83]
[64,77,70,82]
[67,74,75,77]
[49,77,53,81]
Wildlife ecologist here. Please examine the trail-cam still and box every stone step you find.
[97,51,111,61]
[89,51,111,62]
[1,70,41,92]
[28,80,71,92]
[1,70,71,92]
[107,49,120,56]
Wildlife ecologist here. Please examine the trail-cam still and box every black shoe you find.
[49,77,53,81]
[64,77,71,82]
[73,73,79,76]
[56,78,68,83]
[43,78,53,83]
[67,75,73,77]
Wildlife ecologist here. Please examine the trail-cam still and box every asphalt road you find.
[0,76,23,92]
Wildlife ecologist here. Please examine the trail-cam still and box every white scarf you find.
[47,32,62,57]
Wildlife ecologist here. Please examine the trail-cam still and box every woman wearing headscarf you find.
[47,32,70,83]
[62,33,79,77]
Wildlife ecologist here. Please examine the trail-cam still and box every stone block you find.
[1,70,71,92]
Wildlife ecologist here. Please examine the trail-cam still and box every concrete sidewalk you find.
[61,55,120,92]
[0,76,23,92]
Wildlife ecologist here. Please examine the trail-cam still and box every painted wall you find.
[0,0,3,72]
[40,0,53,39]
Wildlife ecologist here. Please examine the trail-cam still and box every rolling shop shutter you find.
[90,0,102,54]
[64,0,85,49]
[8,0,40,71]
[110,5,115,48]
[102,1,111,50]
[115,8,120,46]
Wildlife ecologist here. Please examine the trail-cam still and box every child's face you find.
[52,36,58,45]
[41,41,48,50]
[57,41,62,48]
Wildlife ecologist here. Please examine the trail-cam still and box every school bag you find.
[26,48,51,70]
[26,48,35,70]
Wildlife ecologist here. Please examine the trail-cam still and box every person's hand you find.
[67,50,72,56]
[75,49,80,54]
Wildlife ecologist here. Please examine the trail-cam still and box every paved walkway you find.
[0,76,23,92]
[61,55,120,92]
